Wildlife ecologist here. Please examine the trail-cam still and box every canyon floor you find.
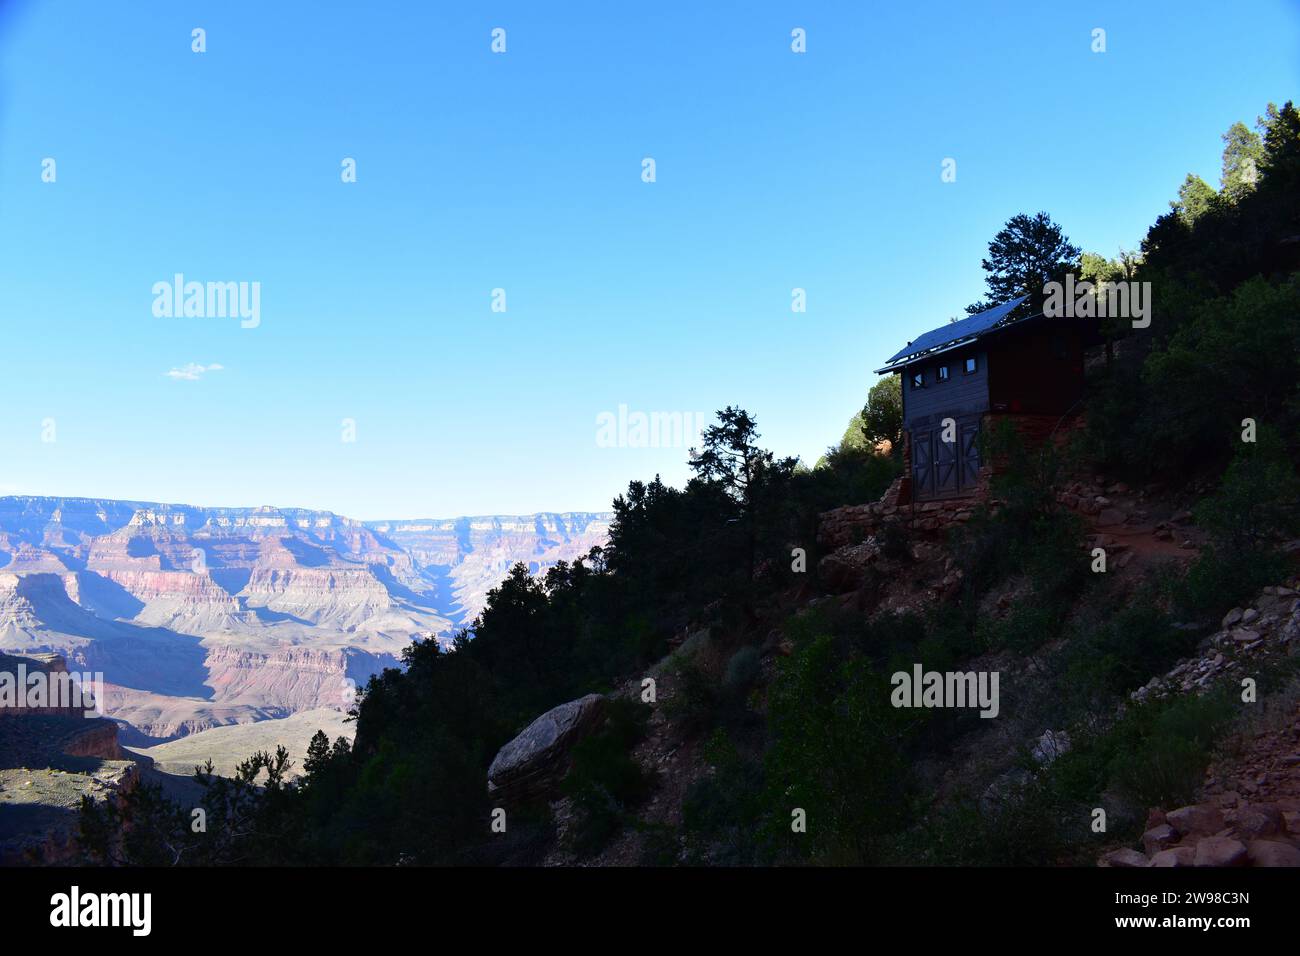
[130,707,354,779]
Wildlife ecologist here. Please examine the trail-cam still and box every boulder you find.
[1097,508,1126,527]
[1141,823,1177,856]
[978,767,1034,815]
[1246,840,1300,867]
[1234,803,1283,840]
[1149,846,1195,867]
[1193,836,1247,867]
[1101,848,1149,868]
[1167,804,1224,836]
[1031,729,1071,766]
[817,544,878,594]
[487,693,607,801]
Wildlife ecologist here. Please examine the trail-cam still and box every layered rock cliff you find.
[368,512,611,623]
[0,497,611,750]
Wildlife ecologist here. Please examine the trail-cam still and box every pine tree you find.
[968,211,1081,313]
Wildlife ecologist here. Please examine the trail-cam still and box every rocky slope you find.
[1099,580,1300,867]
[474,472,1300,868]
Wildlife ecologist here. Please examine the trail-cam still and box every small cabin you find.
[875,297,1091,505]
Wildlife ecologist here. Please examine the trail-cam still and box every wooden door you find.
[935,427,959,494]
[911,428,934,499]
[959,419,981,491]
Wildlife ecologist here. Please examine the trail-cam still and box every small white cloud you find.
[165,362,224,381]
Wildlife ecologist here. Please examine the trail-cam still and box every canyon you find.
[0,497,610,748]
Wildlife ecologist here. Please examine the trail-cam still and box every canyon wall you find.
[0,497,610,746]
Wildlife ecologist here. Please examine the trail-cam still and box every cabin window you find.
[937,365,950,382]
[964,356,978,375]
[911,370,925,389]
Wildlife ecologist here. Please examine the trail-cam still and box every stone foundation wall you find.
[898,432,913,506]
[822,410,1085,552]
[818,477,987,551]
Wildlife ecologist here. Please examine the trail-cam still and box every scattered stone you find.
[1031,729,1071,766]
[1246,840,1300,867]
[1149,846,1195,867]
[1098,508,1126,527]
[1167,804,1224,836]
[979,767,1034,815]
[1235,804,1284,840]
[1193,836,1248,867]
[1102,848,1150,868]
[1141,823,1177,856]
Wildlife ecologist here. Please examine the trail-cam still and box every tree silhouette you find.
[967,211,1081,313]
[688,406,797,585]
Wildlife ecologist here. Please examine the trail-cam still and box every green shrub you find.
[978,601,1060,655]
[679,730,767,864]
[1108,689,1237,809]
[1171,546,1287,621]
[878,521,911,561]
[950,423,1086,621]
[1063,599,1198,702]
[859,609,928,663]
[560,698,654,856]
[722,646,762,695]
[1169,428,1298,621]
[890,770,1083,867]
[1194,427,1300,550]
[762,635,916,863]
[663,657,719,736]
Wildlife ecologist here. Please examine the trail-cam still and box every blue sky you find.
[0,1,1295,519]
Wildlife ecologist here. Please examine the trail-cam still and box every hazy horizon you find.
[0,490,616,525]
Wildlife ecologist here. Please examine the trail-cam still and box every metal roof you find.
[876,295,1030,373]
